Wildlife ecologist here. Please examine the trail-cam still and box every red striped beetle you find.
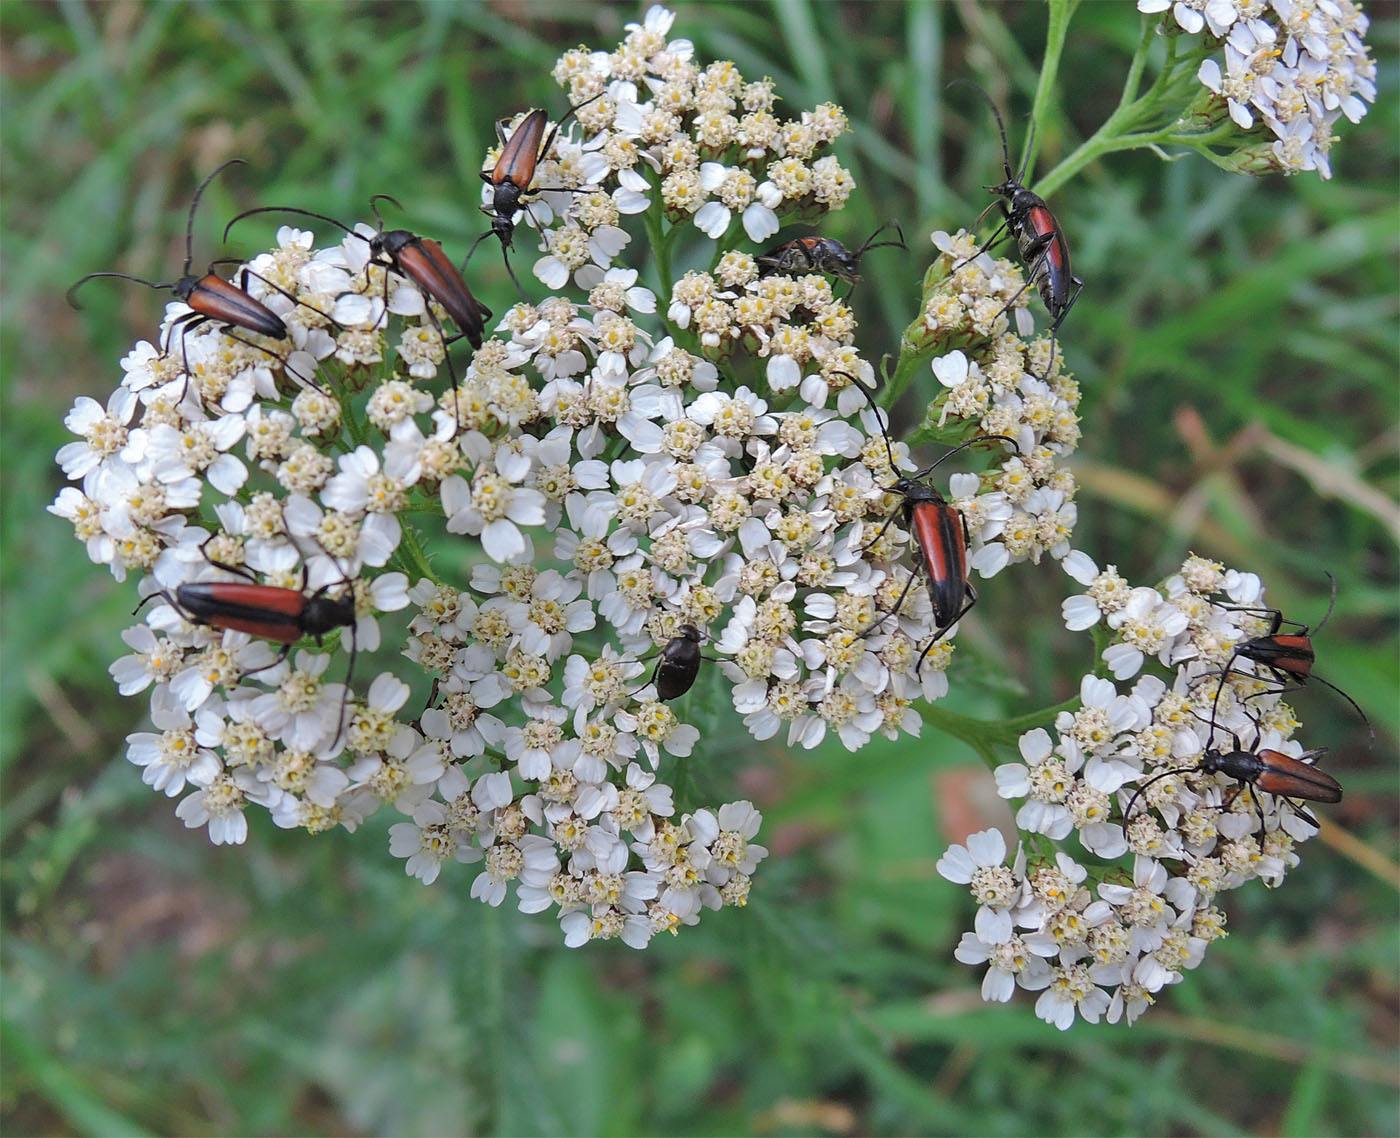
[138,540,359,751]
[68,160,329,396]
[953,82,1082,379]
[463,91,607,297]
[1209,572,1371,732]
[1123,710,1342,852]
[756,221,907,286]
[847,376,1018,674]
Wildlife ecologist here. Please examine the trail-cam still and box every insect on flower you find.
[848,375,1018,674]
[462,91,608,298]
[136,538,360,752]
[756,221,907,288]
[650,624,706,701]
[224,196,492,351]
[952,81,1083,379]
[67,159,331,397]
[1122,709,1342,852]
[224,195,492,432]
[1209,571,1372,733]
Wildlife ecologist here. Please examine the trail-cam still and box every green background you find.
[3,2,1396,1134]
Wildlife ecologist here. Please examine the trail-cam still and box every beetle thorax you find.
[301,592,356,638]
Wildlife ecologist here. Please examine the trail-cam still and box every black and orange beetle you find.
[954,82,1082,378]
[224,196,491,350]
[138,543,360,750]
[756,221,906,285]
[465,91,606,295]
[1122,711,1342,851]
[847,376,1018,674]
[1210,573,1370,731]
[68,160,325,390]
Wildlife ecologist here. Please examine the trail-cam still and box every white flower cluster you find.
[941,553,1338,1027]
[1141,0,1376,177]
[917,230,1083,577]
[52,7,1082,949]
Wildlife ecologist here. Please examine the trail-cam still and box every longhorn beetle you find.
[846,375,1018,674]
[137,536,360,752]
[757,221,907,286]
[1122,708,1341,852]
[953,81,1082,380]
[68,159,329,398]
[224,196,491,350]
[463,90,607,297]
[225,196,491,431]
[1208,571,1371,733]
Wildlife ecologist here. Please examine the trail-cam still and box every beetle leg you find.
[915,581,976,675]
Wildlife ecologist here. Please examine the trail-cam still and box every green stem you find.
[883,330,930,409]
[1034,20,1210,199]
[1117,15,1158,111]
[338,371,370,450]
[1028,0,1079,170]
[393,517,439,586]
[643,194,674,297]
[921,695,1080,771]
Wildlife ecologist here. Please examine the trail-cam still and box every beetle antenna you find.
[369,194,405,230]
[1208,660,1236,746]
[835,370,898,473]
[855,220,907,257]
[556,88,608,129]
[499,240,528,302]
[1312,570,1339,636]
[949,79,1014,182]
[184,159,247,277]
[460,229,493,270]
[223,205,353,245]
[910,433,1020,481]
[66,271,175,309]
[1121,766,1188,831]
[1309,673,1375,738]
[132,588,175,617]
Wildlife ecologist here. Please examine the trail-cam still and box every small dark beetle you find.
[756,221,906,285]
[651,624,706,701]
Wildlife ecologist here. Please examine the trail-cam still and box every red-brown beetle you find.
[1122,711,1342,851]
[464,91,606,296]
[224,197,491,350]
[67,160,323,388]
[224,196,491,432]
[138,547,360,751]
[848,376,1018,674]
[953,82,1082,379]
[1210,572,1370,731]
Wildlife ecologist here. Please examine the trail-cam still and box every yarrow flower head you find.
[1140,0,1377,178]
[942,553,1340,1027]
[53,6,1056,951]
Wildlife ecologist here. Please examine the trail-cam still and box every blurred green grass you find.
[2,2,1396,1135]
